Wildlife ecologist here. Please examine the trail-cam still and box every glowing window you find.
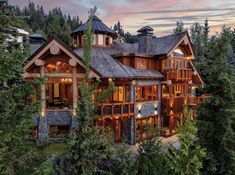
[46,61,72,73]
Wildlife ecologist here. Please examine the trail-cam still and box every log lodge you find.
[24,15,205,144]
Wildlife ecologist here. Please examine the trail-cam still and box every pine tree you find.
[165,107,206,175]
[136,138,166,175]
[111,144,137,175]
[59,7,114,175]
[173,20,186,34]
[0,1,43,174]
[197,29,235,174]
[190,22,204,60]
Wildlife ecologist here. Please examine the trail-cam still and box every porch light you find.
[108,78,112,82]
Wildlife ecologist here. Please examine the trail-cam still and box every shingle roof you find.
[73,46,163,79]
[72,15,116,36]
[152,32,187,55]
[114,32,187,56]
[29,33,44,39]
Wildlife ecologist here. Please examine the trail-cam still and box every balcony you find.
[162,95,208,114]
[96,102,135,118]
[166,69,192,81]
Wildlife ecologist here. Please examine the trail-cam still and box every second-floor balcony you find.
[166,69,192,81]
[162,95,208,114]
[96,102,135,118]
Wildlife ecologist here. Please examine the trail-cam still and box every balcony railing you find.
[162,95,208,114]
[97,102,135,117]
[166,69,192,81]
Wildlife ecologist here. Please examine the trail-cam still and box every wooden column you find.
[72,67,78,116]
[35,59,46,117]
[70,58,78,116]
[40,66,46,116]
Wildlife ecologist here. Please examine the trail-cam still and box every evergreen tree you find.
[136,138,166,175]
[190,22,204,61]
[59,7,114,175]
[165,107,206,175]
[197,28,235,174]
[0,1,43,174]
[173,20,186,34]
[203,18,210,50]
[111,144,137,175]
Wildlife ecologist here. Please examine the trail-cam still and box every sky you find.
[8,0,235,36]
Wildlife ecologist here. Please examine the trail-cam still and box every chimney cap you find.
[137,26,154,33]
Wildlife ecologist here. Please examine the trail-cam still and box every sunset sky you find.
[8,0,235,36]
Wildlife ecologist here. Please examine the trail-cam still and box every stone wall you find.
[37,110,72,140]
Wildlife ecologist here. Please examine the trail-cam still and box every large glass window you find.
[113,86,124,102]
[136,85,158,102]
[46,78,73,109]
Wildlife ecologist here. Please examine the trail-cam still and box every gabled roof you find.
[71,15,116,36]
[24,35,101,78]
[152,32,188,55]
[113,32,189,56]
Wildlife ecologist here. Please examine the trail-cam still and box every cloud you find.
[117,7,235,15]
[7,0,235,36]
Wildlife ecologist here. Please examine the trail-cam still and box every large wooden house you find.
[24,15,204,144]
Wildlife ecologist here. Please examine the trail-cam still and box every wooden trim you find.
[24,36,101,78]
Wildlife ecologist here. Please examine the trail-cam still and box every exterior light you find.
[41,111,45,117]
[154,110,158,115]
[73,109,76,116]
[108,78,112,82]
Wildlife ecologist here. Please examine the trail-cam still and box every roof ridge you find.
[156,31,187,40]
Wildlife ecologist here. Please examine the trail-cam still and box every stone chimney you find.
[137,26,154,53]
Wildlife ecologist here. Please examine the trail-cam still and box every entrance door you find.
[114,119,122,142]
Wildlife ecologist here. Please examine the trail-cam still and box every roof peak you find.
[91,15,101,21]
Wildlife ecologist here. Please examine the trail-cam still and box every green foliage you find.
[111,144,137,175]
[165,107,206,175]
[58,8,114,175]
[136,138,166,175]
[196,26,235,174]
[173,21,186,34]
[0,1,44,174]
[32,158,53,175]
[13,2,82,47]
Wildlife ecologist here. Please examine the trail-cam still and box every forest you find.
[0,1,234,175]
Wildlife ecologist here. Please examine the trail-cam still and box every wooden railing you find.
[96,102,135,117]
[166,69,192,81]
[162,95,208,114]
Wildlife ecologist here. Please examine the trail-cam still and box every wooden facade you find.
[25,16,205,144]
